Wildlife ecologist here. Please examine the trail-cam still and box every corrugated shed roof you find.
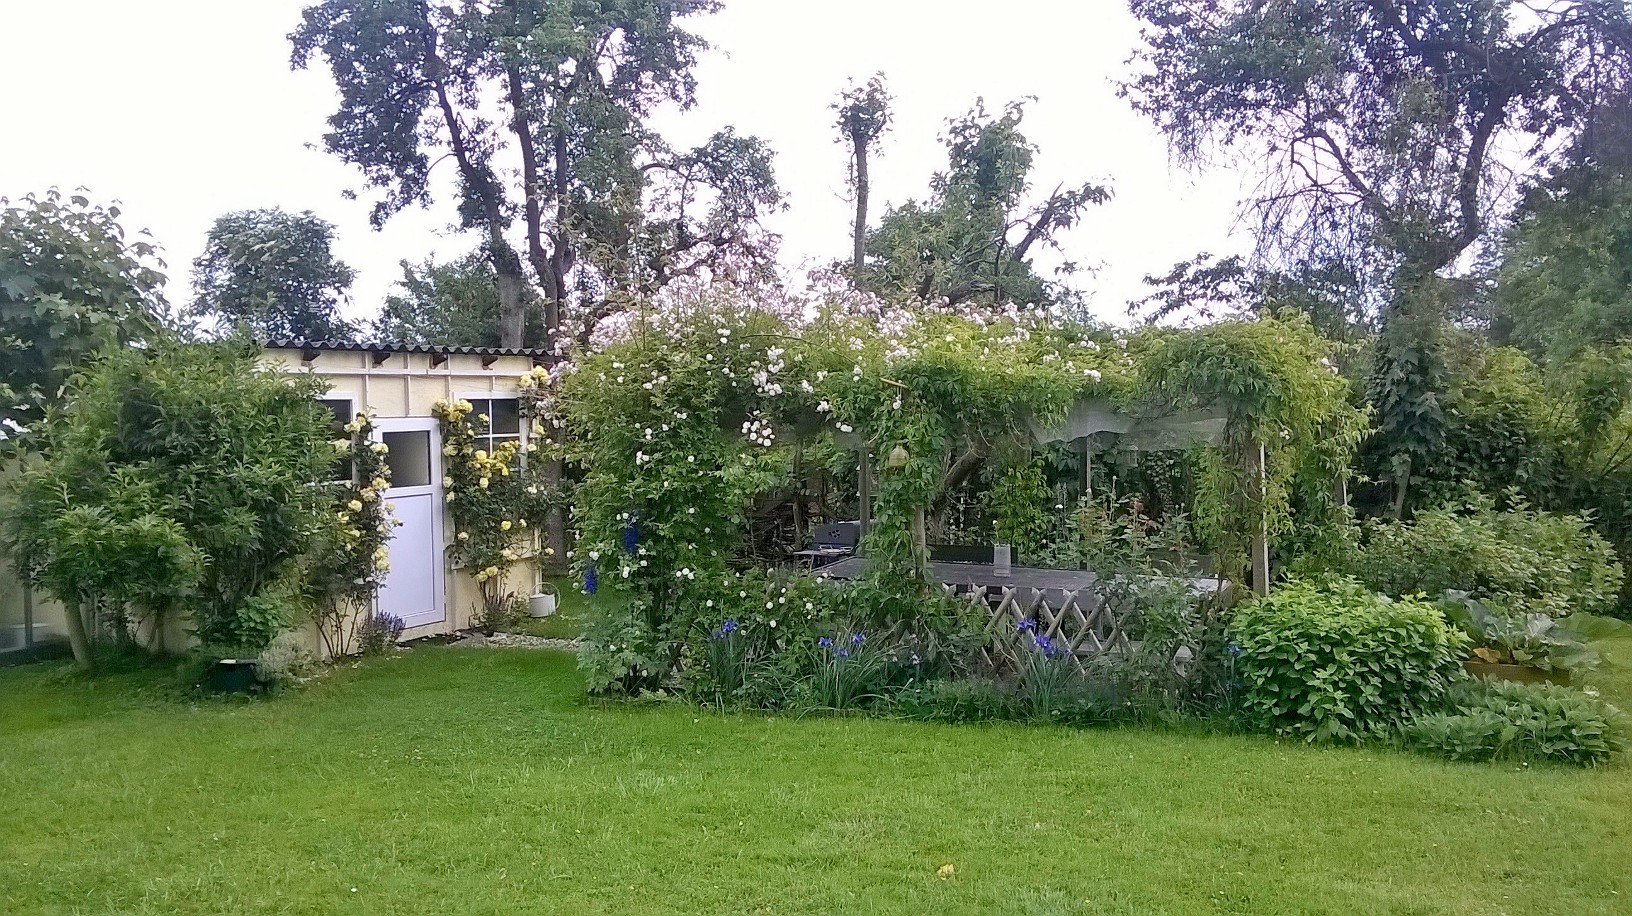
[262,339,557,360]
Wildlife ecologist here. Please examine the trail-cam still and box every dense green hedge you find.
[1343,500,1624,617]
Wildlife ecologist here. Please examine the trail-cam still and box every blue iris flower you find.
[836,648,851,659]
[851,631,866,645]
[1015,618,1037,633]
[712,618,739,641]
[818,636,834,649]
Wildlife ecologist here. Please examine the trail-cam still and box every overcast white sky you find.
[1,0,1252,326]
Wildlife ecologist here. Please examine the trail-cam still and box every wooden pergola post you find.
[857,447,872,544]
[1250,440,1270,597]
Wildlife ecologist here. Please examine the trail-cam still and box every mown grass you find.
[1,643,1630,915]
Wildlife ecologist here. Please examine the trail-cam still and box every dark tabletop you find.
[819,557,1101,591]
[818,556,1229,598]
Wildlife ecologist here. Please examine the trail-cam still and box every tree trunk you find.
[62,598,94,671]
[852,138,869,286]
[493,240,527,349]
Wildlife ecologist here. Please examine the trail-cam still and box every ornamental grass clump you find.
[1228,578,1466,742]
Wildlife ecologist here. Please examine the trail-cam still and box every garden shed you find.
[260,339,555,646]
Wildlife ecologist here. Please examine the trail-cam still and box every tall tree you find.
[375,251,546,347]
[189,208,357,341]
[1494,97,1632,360]
[0,190,166,436]
[864,99,1111,309]
[833,74,892,286]
[1124,0,1632,513]
[290,0,782,349]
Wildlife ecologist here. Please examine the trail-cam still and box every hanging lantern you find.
[887,445,910,469]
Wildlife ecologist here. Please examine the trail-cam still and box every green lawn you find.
[2,645,1630,915]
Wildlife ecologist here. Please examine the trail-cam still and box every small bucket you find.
[529,583,559,618]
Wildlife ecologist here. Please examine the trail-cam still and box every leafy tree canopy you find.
[1493,98,1632,360]
[864,99,1110,309]
[0,190,166,432]
[1135,252,1374,342]
[374,250,547,348]
[291,0,782,347]
[1124,0,1632,278]
[189,207,358,342]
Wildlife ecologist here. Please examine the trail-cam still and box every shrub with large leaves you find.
[1229,579,1466,742]
[1407,679,1626,767]
[1346,498,1623,618]
[3,341,334,663]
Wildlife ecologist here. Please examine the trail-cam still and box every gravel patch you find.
[451,632,583,651]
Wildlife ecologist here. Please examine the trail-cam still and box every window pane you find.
[489,398,521,434]
[382,431,432,488]
[319,399,355,483]
[318,399,354,436]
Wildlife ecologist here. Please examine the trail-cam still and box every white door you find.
[373,418,446,629]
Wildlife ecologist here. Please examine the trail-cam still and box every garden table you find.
[818,557,1229,604]
[819,557,1101,592]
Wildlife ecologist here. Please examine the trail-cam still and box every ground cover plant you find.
[2,644,1630,915]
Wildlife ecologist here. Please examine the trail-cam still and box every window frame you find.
[316,395,359,485]
[458,394,524,456]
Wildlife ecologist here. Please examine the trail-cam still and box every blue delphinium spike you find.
[584,565,598,595]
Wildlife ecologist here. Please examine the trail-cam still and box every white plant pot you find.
[993,543,1012,577]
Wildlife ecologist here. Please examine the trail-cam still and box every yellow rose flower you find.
[500,520,512,531]
[347,500,364,512]
[478,478,490,489]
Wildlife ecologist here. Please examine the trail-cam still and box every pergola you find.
[836,394,1272,597]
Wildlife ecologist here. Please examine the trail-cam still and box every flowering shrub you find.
[357,611,405,655]
[432,396,557,624]
[304,410,399,656]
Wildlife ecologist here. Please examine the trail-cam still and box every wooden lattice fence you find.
[942,583,1139,673]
